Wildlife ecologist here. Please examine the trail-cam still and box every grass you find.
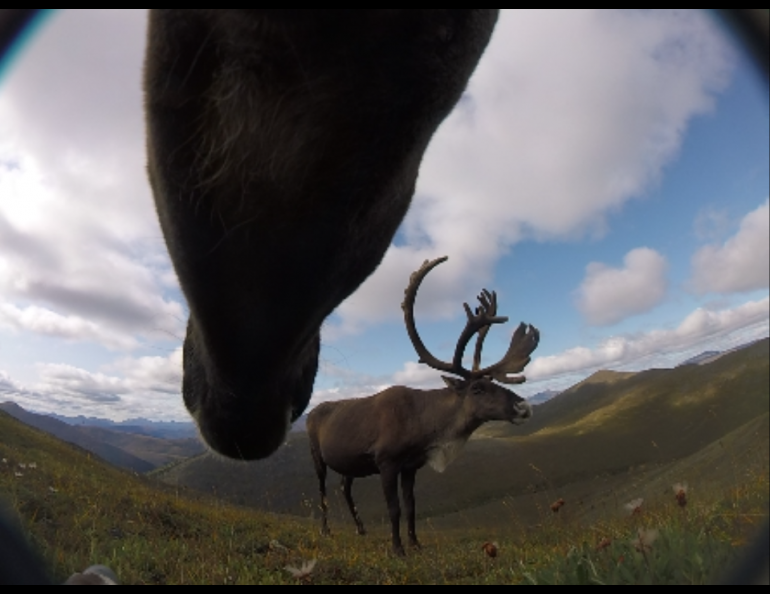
[2,406,767,584]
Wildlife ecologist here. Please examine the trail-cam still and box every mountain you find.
[0,402,204,470]
[290,414,308,433]
[525,389,561,405]
[676,336,769,367]
[48,414,198,440]
[0,402,154,472]
[677,350,721,366]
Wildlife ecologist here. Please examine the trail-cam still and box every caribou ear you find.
[441,376,468,392]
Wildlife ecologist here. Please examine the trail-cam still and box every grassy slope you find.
[75,426,205,468]
[1,340,767,584]
[154,339,769,527]
[2,402,767,584]
[0,402,204,470]
[0,402,154,472]
[0,410,320,584]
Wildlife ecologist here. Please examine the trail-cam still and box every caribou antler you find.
[471,289,497,372]
[402,257,508,379]
[475,322,540,384]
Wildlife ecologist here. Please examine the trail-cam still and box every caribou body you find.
[307,257,539,555]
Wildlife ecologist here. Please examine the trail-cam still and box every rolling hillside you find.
[0,340,767,584]
[0,402,204,470]
[154,338,769,527]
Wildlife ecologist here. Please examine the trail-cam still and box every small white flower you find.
[633,528,658,552]
[285,559,317,580]
[48,486,58,493]
[14,472,23,478]
[624,498,643,515]
[672,482,688,494]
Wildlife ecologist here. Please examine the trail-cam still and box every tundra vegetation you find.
[1,339,767,584]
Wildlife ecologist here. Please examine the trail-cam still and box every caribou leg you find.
[341,476,366,535]
[400,467,421,549]
[379,464,404,555]
[310,446,331,536]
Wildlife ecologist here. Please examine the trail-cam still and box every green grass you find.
[2,406,767,584]
[2,339,767,583]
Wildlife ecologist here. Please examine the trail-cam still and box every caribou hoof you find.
[409,539,422,550]
[392,544,406,557]
[356,526,367,536]
[321,526,331,537]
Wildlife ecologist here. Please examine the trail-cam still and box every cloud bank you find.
[689,200,769,295]
[327,9,734,338]
[529,297,769,380]
[575,248,669,326]
[0,347,186,421]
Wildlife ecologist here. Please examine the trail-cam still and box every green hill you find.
[0,409,319,584]
[0,402,205,470]
[1,337,767,584]
[154,338,769,529]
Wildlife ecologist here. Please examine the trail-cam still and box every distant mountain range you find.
[0,402,204,472]
[525,389,561,405]
[2,335,765,475]
[676,337,768,367]
[48,413,199,440]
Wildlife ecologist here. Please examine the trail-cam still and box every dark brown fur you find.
[307,380,532,555]
[143,10,500,459]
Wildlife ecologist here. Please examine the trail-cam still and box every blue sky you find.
[0,10,768,422]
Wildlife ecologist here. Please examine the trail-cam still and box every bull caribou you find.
[307,256,539,555]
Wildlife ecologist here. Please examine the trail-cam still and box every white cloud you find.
[575,248,669,326]
[0,348,186,421]
[392,360,446,389]
[0,303,137,350]
[528,297,769,380]
[328,9,734,336]
[689,200,770,294]
[0,369,27,394]
[0,10,184,351]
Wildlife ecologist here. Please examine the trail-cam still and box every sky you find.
[0,10,767,422]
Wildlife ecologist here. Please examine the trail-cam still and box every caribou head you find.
[403,255,538,428]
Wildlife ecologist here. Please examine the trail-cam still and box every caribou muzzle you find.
[511,400,533,425]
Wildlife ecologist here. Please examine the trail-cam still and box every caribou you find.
[143,9,501,460]
[307,256,539,555]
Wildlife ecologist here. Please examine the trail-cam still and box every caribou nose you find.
[511,400,533,424]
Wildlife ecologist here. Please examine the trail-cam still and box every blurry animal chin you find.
[510,402,533,425]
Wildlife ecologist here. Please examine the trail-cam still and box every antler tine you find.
[402,257,514,379]
[476,323,540,384]
[452,293,508,373]
[401,256,459,375]
[471,289,496,372]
